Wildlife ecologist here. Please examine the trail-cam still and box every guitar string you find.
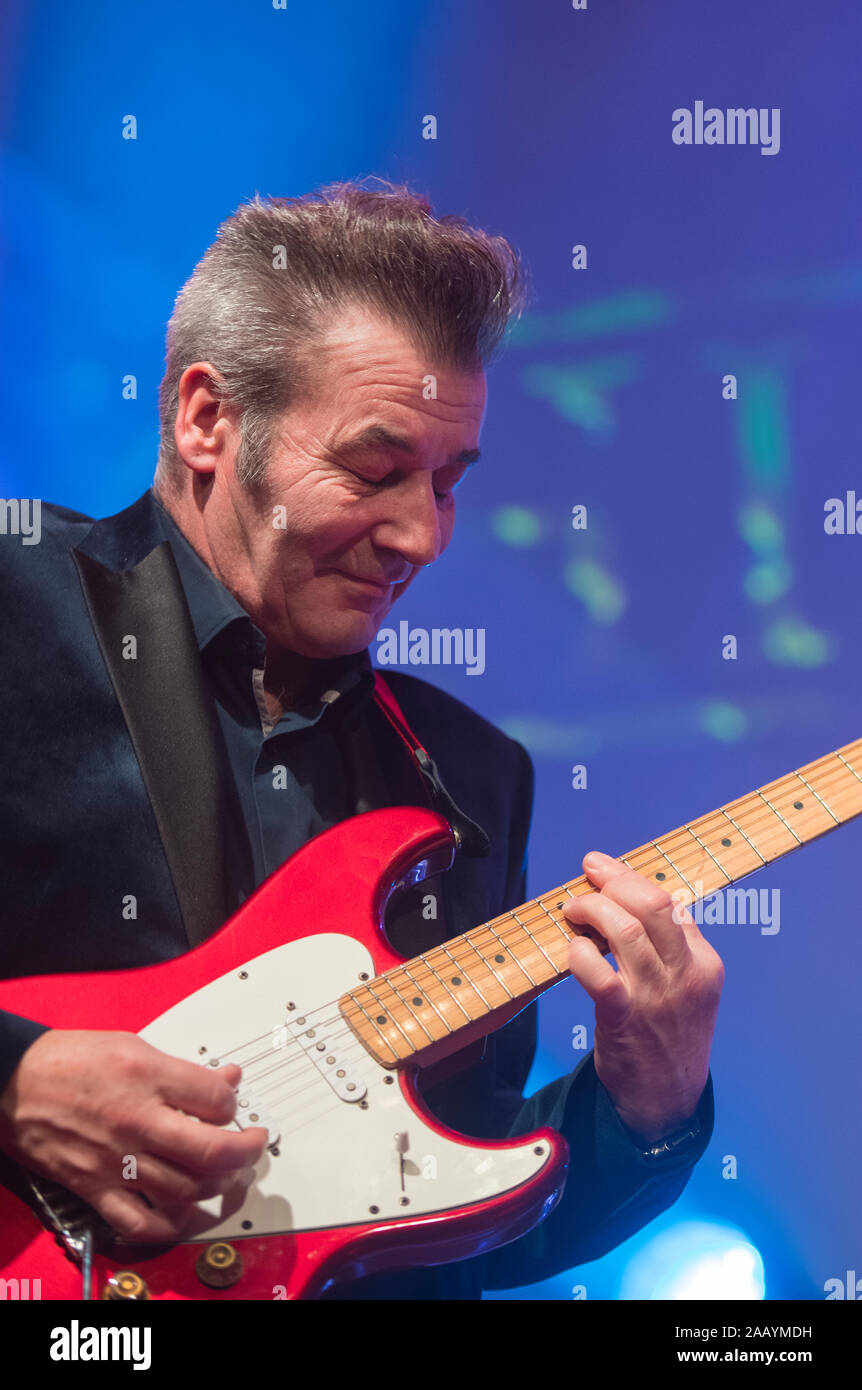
[209,751,862,1102]
[218,755,862,1131]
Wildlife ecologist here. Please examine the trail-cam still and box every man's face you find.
[205,307,487,659]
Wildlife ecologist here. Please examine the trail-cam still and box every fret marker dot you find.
[656,872,666,881]
[494,954,505,963]
[451,976,461,986]
[376,1015,386,1025]
[793,800,803,810]
[721,838,731,847]
[412,997,423,1007]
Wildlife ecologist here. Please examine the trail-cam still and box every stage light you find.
[618,1221,765,1300]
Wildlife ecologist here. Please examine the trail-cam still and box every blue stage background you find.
[1,0,860,1299]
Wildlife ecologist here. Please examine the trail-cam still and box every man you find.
[0,182,722,1299]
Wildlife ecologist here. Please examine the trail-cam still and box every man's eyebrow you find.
[335,424,481,467]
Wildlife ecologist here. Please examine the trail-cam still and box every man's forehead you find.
[314,311,486,397]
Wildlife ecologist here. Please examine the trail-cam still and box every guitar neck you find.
[343,736,862,1067]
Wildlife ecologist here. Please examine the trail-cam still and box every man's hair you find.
[154,178,528,492]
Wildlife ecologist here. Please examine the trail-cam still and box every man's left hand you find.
[563,851,725,1145]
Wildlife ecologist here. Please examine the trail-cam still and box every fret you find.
[647,837,697,895]
[680,825,732,893]
[342,992,403,1066]
[512,908,559,977]
[467,923,522,998]
[803,753,862,820]
[362,976,427,1056]
[460,931,516,1000]
[536,898,575,950]
[437,941,497,1013]
[794,771,840,824]
[416,953,473,1025]
[756,788,801,844]
[428,944,482,1019]
[756,777,833,843]
[717,805,768,865]
[837,749,862,787]
[483,917,541,990]
[376,965,443,1046]
[397,963,452,1039]
[682,810,761,883]
[721,791,798,859]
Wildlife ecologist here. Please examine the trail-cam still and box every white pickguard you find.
[138,934,550,1240]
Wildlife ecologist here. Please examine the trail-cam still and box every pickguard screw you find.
[287,1002,296,1011]
[238,971,248,980]
[383,1075,394,1085]
[359,972,369,981]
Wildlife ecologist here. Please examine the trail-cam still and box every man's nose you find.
[373,475,447,570]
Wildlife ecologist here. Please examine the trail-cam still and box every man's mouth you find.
[328,569,397,593]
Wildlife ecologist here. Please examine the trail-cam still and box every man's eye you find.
[351,470,390,488]
[349,467,460,500]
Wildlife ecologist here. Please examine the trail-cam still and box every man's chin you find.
[285,620,381,661]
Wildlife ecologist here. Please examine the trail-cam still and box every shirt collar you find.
[151,489,376,720]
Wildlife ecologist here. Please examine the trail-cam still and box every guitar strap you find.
[371,672,490,859]
[371,671,491,1083]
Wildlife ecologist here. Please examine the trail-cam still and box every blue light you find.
[619,1221,765,1300]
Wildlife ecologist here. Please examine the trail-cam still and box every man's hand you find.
[563,851,724,1144]
[0,1030,268,1242]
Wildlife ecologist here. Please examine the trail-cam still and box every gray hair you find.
[154,178,527,492]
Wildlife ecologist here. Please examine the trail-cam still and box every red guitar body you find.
[0,807,567,1300]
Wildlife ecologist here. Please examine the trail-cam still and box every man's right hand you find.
[0,1030,269,1243]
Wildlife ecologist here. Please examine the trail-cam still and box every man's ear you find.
[174,363,237,476]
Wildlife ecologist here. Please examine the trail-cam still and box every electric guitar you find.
[0,737,860,1300]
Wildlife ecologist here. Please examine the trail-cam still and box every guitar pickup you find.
[201,1057,281,1149]
[285,1016,368,1104]
[232,1084,281,1150]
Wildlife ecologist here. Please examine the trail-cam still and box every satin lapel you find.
[72,541,230,948]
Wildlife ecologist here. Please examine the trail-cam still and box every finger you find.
[145,1110,269,1174]
[154,1055,244,1123]
[564,888,664,981]
[96,1187,192,1245]
[562,887,613,955]
[581,852,694,969]
[566,935,630,1027]
[118,1151,254,1207]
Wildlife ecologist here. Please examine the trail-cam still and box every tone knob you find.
[102,1270,148,1300]
[196,1241,244,1289]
